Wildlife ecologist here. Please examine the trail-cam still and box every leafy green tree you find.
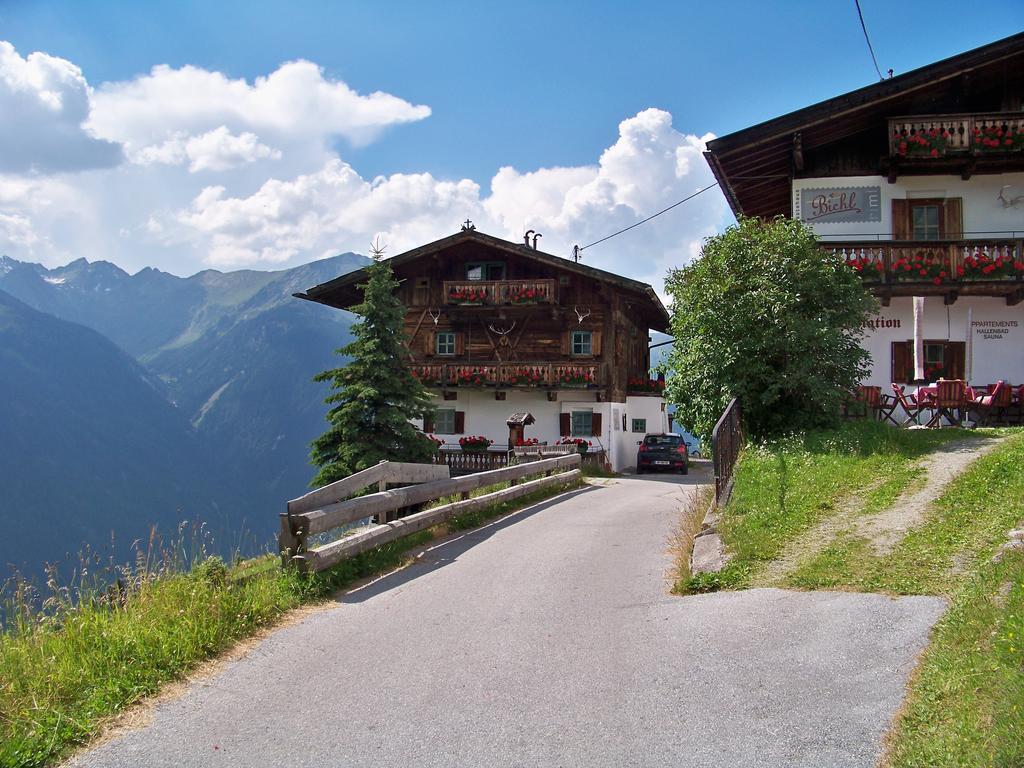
[310,243,435,486]
[663,216,876,441]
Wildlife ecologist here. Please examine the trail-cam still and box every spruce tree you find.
[309,242,435,487]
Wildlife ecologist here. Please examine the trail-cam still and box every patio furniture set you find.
[849,380,1022,428]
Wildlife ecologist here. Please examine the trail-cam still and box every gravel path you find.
[69,468,945,768]
[856,437,1003,554]
[758,436,1004,586]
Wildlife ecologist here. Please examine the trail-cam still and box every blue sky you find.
[0,1,1020,287]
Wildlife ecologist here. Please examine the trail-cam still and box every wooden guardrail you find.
[280,454,581,574]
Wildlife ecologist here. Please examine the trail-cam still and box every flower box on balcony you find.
[455,368,491,386]
[958,252,1024,281]
[459,436,493,452]
[893,128,952,158]
[507,285,542,305]
[557,372,596,387]
[505,367,546,386]
[890,253,948,286]
[411,368,443,386]
[447,287,488,305]
[627,377,666,394]
[844,256,885,282]
[559,437,592,455]
[974,124,1024,153]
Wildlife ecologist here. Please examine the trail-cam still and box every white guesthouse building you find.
[705,33,1024,390]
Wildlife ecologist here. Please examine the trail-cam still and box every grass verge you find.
[0,476,582,768]
[883,551,1024,768]
[674,420,1024,766]
[669,484,714,592]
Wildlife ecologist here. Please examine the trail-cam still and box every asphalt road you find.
[71,466,946,768]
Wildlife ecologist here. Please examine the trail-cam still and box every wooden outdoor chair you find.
[971,380,1011,426]
[875,388,899,425]
[891,384,924,427]
[927,379,967,428]
[1010,385,1024,426]
[850,385,882,421]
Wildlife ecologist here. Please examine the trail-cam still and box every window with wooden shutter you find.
[454,331,465,355]
[892,199,910,240]
[891,340,911,384]
[892,198,963,240]
[559,413,571,436]
[590,412,603,437]
[560,332,570,356]
[453,411,465,433]
[892,339,966,384]
[591,330,602,356]
[945,341,966,380]
[424,330,436,357]
[423,412,434,433]
[943,198,963,239]
[435,331,456,356]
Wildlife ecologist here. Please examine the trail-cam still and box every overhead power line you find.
[854,0,885,81]
[578,182,720,252]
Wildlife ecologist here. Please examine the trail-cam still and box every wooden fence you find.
[712,398,743,505]
[280,454,582,574]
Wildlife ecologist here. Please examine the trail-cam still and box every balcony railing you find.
[826,240,1023,287]
[443,279,557,306]
[411,361,602,388]
[889,113,1024,158]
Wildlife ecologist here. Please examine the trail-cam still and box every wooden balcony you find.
[410,361,603,389]
[823,239,1024,305]
[887,113,1024,179]
[442,279,557,307]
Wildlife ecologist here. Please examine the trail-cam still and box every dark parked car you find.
[636,433,689,474]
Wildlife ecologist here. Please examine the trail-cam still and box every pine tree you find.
[309,242,435,487]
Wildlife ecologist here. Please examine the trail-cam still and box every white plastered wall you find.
[414,389,669,472]
[860,297,1024,387]
[793,172,1024,240]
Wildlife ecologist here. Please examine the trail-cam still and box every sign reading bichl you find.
[797,186,882,224]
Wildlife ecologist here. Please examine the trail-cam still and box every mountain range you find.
[0,253,367,577]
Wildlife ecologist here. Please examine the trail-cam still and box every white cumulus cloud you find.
[0,41,122,173]
[0,41,728,291]
[133,126,282,172]
[155,108,726,292]
[88,60,431,159]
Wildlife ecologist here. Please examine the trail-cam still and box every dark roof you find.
[705,32,1024,218]
[294,229,671,330]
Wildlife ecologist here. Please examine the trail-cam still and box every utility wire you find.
[578,182,719,252]
[854,0,885,81]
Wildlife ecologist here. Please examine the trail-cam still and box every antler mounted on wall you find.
[488,321,516,337]
[574,306,592,325]
[427,308,442,325]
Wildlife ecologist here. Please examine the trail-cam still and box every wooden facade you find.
[296,230,670,403]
